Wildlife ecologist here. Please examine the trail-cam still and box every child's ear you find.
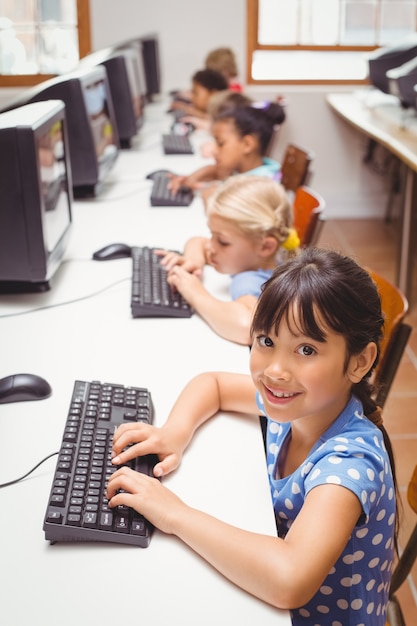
[242,134,258,154]
[259,236,279,257]
[348,342,378,383]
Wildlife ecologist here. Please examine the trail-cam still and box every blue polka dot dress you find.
[256,393,396,626]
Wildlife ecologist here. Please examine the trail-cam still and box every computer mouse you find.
[92,243,132,261]
[145,169,172,181]
[0,373,52,404]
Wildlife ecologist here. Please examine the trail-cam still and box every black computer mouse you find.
[0,373,52,404]
[92,243,132,261]
[145,169,172,181]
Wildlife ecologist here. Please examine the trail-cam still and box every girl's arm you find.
[167,265,256,344]
[108,450,362,609]
[111,372,258,473]
[168,164,233,195]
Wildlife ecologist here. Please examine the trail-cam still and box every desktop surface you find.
[0,100,290,625]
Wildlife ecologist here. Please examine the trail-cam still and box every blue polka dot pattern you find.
[256,393,395,626]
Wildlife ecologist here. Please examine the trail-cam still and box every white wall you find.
[89,0,246,96]
[0,0,389,219]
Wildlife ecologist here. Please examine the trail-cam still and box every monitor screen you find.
[79,47,145,148]
[0,100,73,292]
[38,117,72,252]
[83,76,118,161]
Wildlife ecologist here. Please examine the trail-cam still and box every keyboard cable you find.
[0,451,58,488]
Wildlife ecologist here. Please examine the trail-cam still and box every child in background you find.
[168,101,286,198]
[108,247,397,626]
[205,46,243,92]
[159,175,298,345]
[194,90,254,154]
[169,46,242,109]
[169,68,228,120]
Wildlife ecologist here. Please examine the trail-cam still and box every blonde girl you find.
[159,175,299,345]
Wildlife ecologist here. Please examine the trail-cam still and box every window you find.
[247,0,417,83]
[0,0,91,86]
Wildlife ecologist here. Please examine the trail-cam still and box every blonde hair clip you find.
[282,228,300,251]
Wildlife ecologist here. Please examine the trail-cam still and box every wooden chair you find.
[387,463,417,626]
[280,143,314,192]
[367,270,412,408]
[292,185,325,247]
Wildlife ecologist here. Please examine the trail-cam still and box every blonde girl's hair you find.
[206,175,293,247]
[205,47,238,79]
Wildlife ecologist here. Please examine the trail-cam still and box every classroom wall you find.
[0,0,388,219]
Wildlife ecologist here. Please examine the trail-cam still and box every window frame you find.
[0,0,91,87]
[246,0,396,85]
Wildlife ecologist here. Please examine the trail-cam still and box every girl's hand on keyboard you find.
[155,249,184,270]
[156,249,203,277]
[167,174,190,195]
[107,466,185,534]
[167,265,204,301]
[111,422,188,477]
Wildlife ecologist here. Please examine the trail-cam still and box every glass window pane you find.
[39,0,77,24]
[0,26,38,73]
[380,1,417,44]
[0,0,79,75]
[258,0,298,45]
[39,24,79,73]
[342,1,377,45]
[307,0,341,45]
[252,49,368,80]
[0,0,36,22]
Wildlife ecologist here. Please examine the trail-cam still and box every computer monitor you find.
[386,57,417,109]
[0,100,73,293]
[114,35,161,103]
[367,35,417,94]
[139,35,161,102]
[0,65,120,198]
[79,47,146,148]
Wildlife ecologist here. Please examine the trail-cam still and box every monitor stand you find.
[0,280,50,294]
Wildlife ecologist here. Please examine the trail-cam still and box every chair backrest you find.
[280,143,314,192]
[387,464,417,626]
[367,269,411,408]
[292,185,325,247]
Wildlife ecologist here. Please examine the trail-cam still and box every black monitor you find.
[140,35,161,101]
[367,35,417,94]
[79,47,146,148]
[386,57,417,109]
[1,65,120,198]
[0,100,73,293]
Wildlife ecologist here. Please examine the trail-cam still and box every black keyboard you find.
[150,171,194,207]
[162,133,194,154]
[131,246,193,318]
[43,380,156,548]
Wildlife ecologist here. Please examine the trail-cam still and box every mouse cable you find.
[0,450,58,488]
[0,276,130,319]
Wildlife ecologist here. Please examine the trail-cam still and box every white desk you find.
[0,102,291,626]
[327,90,417,302]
